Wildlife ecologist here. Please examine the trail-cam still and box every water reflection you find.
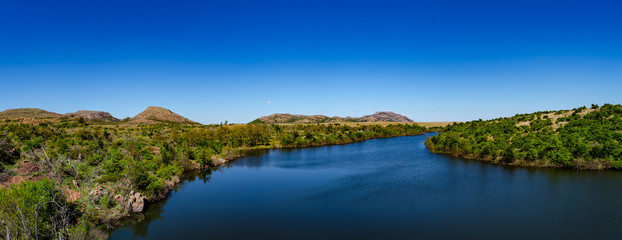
[112,168,216,237]
[186,168,214,184]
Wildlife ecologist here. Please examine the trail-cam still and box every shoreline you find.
[106,132,428,234]
[424,139,616,170]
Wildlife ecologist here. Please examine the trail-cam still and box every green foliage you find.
[0,178,67,239]
[130,164,151,190]
[0,134,19,165]
[103,148,124,174]
[96,174,121,183]
[428,104,622,169]
[145,176,164,196]
[156,164,183,180]
[194,146,214,167]
[89,153,104,165]
[160,143,175,164]
[99,194,111,209]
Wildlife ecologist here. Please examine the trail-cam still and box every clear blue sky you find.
[1,0,621,124]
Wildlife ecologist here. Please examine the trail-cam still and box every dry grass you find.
[514,107,601,130]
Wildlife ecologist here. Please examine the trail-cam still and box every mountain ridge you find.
[251,111,414,124]
[0,106,198,125]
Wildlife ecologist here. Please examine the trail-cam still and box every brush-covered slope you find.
[0,108,62,119]
[426,104,622,169]
[251,111,414,124]
[129,106,197,124]
[64,110,119,122]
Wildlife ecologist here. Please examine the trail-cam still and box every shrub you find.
[0,135,19,165]
[145,176,164,196]
[0,178,58,239]
[130,164,150,190]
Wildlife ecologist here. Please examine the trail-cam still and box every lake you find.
[110,133,622,239]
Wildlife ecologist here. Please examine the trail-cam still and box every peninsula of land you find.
[426,104,622,170]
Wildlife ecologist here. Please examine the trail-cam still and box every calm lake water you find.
[110,134,622,239]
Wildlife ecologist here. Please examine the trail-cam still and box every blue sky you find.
[1,0,621,124]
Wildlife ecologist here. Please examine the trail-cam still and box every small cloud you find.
[266,101,272,104]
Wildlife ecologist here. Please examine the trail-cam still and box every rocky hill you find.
[0,108,62,119]
[64,110,119,122]
[360,111,414,122]
[129,106,197,124]
[251,111,414,124]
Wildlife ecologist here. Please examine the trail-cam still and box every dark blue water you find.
[110,134,622,239]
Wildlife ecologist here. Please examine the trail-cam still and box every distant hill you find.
[64,110,119,122]
[129,106,197,124]
[0,108,62,119]
[359,111,414,122]
[251,111,414,124]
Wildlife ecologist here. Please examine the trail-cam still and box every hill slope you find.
[426,104,622,169]
[360,111,414,122]
[251,111,414,124]
[0,108,62,119]
[129,106,197,124]
[64,110,119,122]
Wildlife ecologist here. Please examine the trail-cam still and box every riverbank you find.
[425,136,615,170]
[425,104,622,170]
[106,129,426,236]
[0,121,428,239]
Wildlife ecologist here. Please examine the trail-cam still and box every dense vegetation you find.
[0,119,426,239]
[426,104,622,169]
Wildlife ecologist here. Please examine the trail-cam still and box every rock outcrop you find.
[64,110,119,122]
[211,156,227,166]
[125,191,146,213]
[361,111,414,122]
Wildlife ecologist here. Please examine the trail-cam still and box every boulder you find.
[125,192,145,213]
[211,157,226,166]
